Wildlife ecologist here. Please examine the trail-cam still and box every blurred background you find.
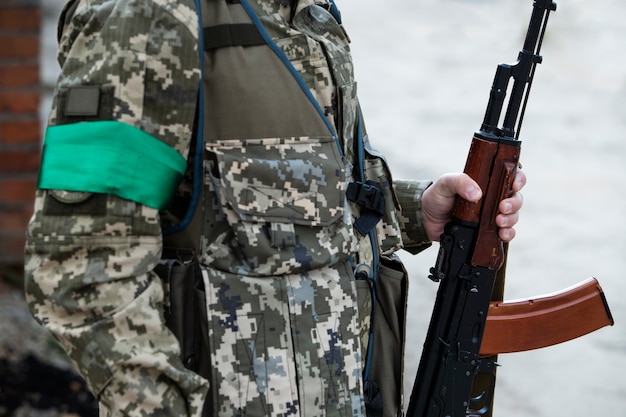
[1,0,623,415]
[341,0,626,415]
[1,1,98,416]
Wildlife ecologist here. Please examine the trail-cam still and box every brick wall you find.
[0,0,41,273]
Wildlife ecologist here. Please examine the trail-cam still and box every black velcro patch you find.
[65,85,101,117]
[57,85,114,124]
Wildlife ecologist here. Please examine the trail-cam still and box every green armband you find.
[38,121,187,209]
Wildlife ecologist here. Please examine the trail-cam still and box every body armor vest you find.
[162,1,408,416]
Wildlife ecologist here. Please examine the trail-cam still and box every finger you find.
[496,212,519,228]
[499,191,523,214]
[512,169,527,192]
[498,227,516,242]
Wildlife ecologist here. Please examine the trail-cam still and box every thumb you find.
[440,173,482,202]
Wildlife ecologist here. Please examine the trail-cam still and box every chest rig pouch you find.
[199,0,358,276]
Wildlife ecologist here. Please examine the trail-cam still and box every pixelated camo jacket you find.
[25,0,432,416]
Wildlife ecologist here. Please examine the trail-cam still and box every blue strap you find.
[355,109,381,382]
[239,0,343,157]
[328,0,342,24]
[162,0,206,235]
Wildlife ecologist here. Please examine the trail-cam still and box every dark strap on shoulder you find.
[204,24,265,50]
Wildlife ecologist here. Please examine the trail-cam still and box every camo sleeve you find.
[24,0,208,416]
[394,179,433,254]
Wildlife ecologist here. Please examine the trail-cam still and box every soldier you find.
[24,0,525,416]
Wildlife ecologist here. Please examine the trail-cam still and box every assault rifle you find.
[406,1,614,416]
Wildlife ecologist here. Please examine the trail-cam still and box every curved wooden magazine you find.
[480,277,614,356]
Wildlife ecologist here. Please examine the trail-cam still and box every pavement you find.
[39,0,626,416]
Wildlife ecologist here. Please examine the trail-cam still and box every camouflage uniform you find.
[25,0,432,416]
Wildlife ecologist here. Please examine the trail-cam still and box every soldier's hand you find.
[421,171,526,242]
